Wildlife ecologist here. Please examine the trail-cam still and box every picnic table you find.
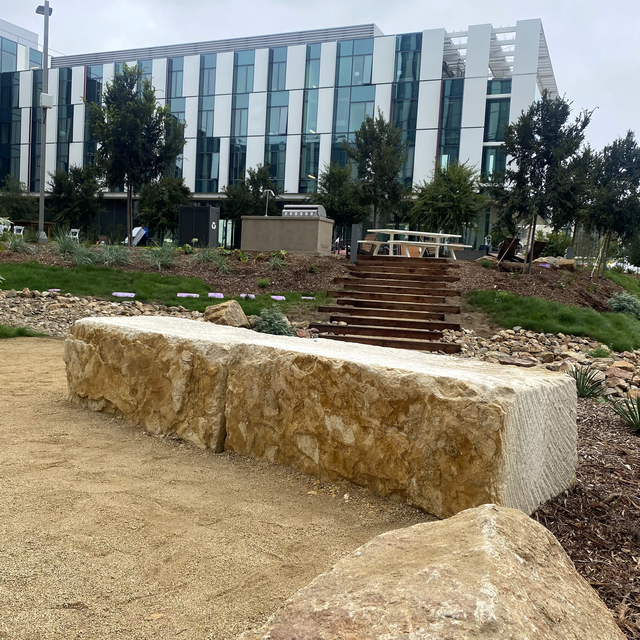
[359,229,472,260]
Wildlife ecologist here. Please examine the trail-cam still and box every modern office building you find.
[0,17,557,240]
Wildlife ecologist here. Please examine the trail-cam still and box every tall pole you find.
[37,0,51,243]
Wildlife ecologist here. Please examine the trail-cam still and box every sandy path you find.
[0,338,431,639]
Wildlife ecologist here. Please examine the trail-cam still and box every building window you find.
[0,71,21,186]
[299,134,320,193]
[266,91,288,136]
[484,98,510,142]
[167,98,185,178]
[302,89,318,134]
[265,136,286,190]
[198,96,214,138]
[438,78,464,168]
[305,43,321,89]
[333,85,375,136]
[336,38,373,87]
[57,68,74,173]
[196,137,220,193]
[0,38,17,74]
[167,57,183,98]
[231,93,249,137]
[395,33,422,83]
[487,78,512,95]
[114,62,124,75]
[84,65,103,168]
[268,47,287,92]
[229,138,247,185]
[481,147,506,181]
[29,48,42,70]
[200,54,216,96]
[392,81,419,132]
[137,59,152,95]
[233,50,254,94]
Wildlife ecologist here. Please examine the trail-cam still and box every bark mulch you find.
[533,398,640,639]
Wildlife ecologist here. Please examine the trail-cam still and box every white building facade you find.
[0,20,557,213]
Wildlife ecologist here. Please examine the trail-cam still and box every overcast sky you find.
[4,0,638,150]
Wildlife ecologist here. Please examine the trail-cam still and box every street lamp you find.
[263,189,275,216]
[36,1,53,244]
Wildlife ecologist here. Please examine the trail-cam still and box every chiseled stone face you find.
[240,505,625,640]
[66,317,577,517]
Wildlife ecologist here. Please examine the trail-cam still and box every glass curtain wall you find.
[29,70,43,191]
[195,54,219,193]
[0,71,21,186]
[229,50,254,184]
[331,38,374,167]
[167,57,185,178]
[84,65,103,167]
[299,43,320,192]
[29,49,42,70]
[481,147,506,182]
[137,59,152,95]
[0,38,17,73]
[392,33,421,186]
[438,78,463,168]
[56,67,73,173]
[265,47,287,190]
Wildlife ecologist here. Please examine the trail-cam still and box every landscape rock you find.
[240,504,624,640]
[203,300,250,328]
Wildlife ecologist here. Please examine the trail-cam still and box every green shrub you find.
[588,346,611,358]
[72,245,100,266]
[233,249,250,262]
[609,395,640,433]
[182,243,194,254]
[478,258,493,269]
[23,227,40,243]
[309,263,320,274]
[198,251,233,274]
[536,230,572,258]
[257,277,270,288]
[8,234,34,254]
[52,228,77,257]
[254,306,295,336]
[142,243,177,272]
[101,245,132,267]
[567,365,606,399]
[607,291,640,320]
[269,254,285,271]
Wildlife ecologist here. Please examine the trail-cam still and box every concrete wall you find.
[240,216,334,256]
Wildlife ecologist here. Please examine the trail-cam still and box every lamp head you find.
[36,5,53,16]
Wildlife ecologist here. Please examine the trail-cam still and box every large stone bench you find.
[65,317,577,518]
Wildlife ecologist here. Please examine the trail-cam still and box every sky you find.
[3,0,638,150]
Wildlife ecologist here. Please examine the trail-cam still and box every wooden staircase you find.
[312,255,462,353]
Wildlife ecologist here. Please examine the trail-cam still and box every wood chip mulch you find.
[533,398,640,638]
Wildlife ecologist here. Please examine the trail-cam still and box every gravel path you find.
[0,338,431,640]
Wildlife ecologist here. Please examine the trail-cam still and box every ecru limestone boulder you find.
[203,300,250,328]
[240,505,625,640]
[65,317,577,517]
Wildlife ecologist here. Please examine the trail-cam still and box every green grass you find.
[466,290,640,352]
[0,323,43,339]
[0,261,326,316]
[606,270,640,297]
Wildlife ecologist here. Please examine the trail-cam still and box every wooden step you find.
[344,271,460,283]
[318,334,461,354]
[337,282,461,297]
[317,306,446,321]
[328,290,446,304]
[310,323,444,341]
[328,315,460,331]
[333,298,461,314]
[349,264,454,275]
[357,256,449,265]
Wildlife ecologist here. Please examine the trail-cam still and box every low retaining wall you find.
[240,505,624,640]
[65,317,577,518]
[240,216,334,256]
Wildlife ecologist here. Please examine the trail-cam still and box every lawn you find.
[606,270,640,297]
[0,262,326,315]
[466,289,640,353]
[0,323,43,339]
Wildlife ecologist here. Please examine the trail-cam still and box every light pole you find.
[36,1,53,243]
[263,189,275,216]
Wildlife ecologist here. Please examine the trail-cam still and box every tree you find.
[223,164,279,221]
[0,175,38,221]
[309,163,369,233]
[492,91,592,272]
[344,110,407,227]
[85,63,185,245]
[137,176,191,242]
[48,165,104,229]
[586,131,640,278]
[410,162,488,237]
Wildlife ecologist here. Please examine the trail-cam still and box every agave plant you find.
[567,365,606,399]
[609,395,640,433]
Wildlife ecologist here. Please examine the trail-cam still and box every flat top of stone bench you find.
[72,316,570,392]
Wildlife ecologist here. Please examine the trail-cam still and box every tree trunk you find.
[571,219,579,248]
[600,229,612,279]
[527,213,538,275]
[126,184,133,247]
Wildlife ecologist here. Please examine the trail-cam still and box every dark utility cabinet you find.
[178,205,220,247]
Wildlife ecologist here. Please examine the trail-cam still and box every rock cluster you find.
[241,504,625,640]
[441,327,640,398]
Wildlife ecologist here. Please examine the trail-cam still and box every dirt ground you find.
[0,338,431,640]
